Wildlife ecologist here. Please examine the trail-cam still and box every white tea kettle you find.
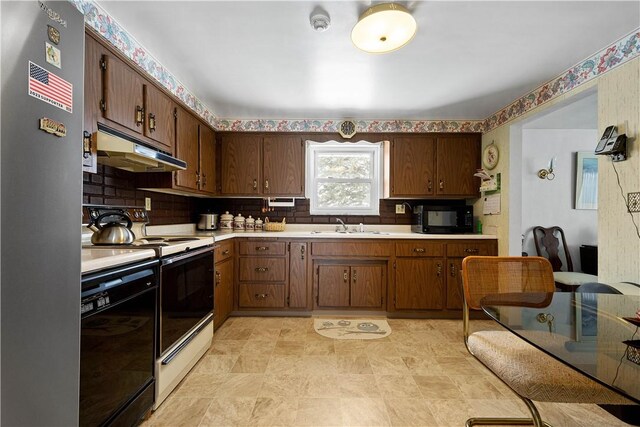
[89,212,136,245]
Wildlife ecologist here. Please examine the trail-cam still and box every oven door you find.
[160,247,214,355]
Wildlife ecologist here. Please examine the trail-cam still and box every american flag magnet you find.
[28,61,72,113]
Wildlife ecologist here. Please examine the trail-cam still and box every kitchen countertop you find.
[146,224,497,243]
[81,248,157,274]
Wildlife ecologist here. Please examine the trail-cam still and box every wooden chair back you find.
[461,256,555,311]
[532,226,574,272]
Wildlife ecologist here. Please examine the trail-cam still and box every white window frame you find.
[305,140,383,216]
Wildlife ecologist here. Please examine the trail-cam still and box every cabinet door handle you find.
[300,245,305,260]
[195,171,201,187]
[265,179,269,191]
[202,173,207,187]
[413,248,426,253]
[439,180,444,190]
[253,179,258,190]
[436,263,442,277]
[148,113,156,132]
[255,246,269,251]
[352,270,357,283]
[464,248,479,254]
[450,263,456,277]
[135,106,144,126]
[255,267,269,273]
[343,270,348,282]
[254,293,268,299]
[427,180,432,192]
[222,249,230,256]
[215,270,221,286]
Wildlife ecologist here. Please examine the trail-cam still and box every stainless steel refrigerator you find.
[1,1,84,425]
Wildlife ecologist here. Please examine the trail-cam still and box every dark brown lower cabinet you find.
[214,257,233,329]
[446,258,464,310]
[316,263,385,309]
[395,258,445,310]
[288,242,308,308]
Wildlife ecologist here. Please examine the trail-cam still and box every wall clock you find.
[482,143,499,170]
[338,120,357,139]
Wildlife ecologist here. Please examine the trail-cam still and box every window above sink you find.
[305,140,384,216]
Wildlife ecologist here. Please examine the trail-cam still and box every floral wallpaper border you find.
[70,1,638,134]
[482,29,640,133]
[212,119,485,133]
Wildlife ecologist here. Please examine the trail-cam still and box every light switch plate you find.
[395,204,405,214]
[628,192,640,213]
[145,197,152,211]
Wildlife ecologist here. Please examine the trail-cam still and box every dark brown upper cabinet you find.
[144,84,175,152]
[100,52,175,154]
[220,133,304,197]
[435,135,480,196]
[390,136,436,196]
[175,107,200,191]
[386,133,480,198]
[199,125,216,195]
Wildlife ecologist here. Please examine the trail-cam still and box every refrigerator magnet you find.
[39,117,67,137]
[45,42,61,68]
[47,25,60,45]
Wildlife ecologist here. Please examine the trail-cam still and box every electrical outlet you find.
[395,204,405,214]
[145,197,152,211]
[628,192,640,213]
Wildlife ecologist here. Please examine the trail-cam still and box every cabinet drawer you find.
[238,284,285,308]
[446,241,495,257]
[395,242,444,257]
[239,241,286,256]
[238,257,286,282]
[311,242,392,257]
[214,240,234,263]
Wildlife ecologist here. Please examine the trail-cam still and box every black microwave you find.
[412,205,473,234]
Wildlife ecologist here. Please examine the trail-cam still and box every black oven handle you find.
[161,313,213,366]
[162,246,213,265]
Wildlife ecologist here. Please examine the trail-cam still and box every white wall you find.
[521,129,598,272]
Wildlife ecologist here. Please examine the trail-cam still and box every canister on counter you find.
[245,215,255,231]
[234,213,245,231]
[220,211,234,229]
[255,217,264,231]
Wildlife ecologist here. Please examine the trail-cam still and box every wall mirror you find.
[575,152,598,210]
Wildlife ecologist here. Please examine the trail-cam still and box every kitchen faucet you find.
[335,218,348,232]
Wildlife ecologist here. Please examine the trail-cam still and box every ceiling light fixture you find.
[351,3,417,54]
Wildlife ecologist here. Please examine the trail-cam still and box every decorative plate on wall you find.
[338,120,357,138]
[482,143,499,170]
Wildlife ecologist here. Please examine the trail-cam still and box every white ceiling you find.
[98,1,639,121]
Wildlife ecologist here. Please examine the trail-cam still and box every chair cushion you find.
[467,330,633,404]
[553,271,598,286]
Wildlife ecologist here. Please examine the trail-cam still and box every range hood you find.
[96,124,187,172]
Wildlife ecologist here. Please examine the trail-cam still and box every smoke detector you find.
[310,11,331,32]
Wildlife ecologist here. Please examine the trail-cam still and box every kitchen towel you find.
[313,319,391,340]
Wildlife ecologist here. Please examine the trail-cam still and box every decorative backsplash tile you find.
[70,1,638,134]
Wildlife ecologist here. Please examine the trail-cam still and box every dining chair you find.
[532,226,598,291]
[461,256,633,427]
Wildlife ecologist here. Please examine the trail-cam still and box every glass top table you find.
[481,292,640,404]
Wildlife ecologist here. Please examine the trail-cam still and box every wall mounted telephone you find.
[595,125,627,162]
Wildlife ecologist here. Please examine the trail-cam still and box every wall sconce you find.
[537,157,556,180]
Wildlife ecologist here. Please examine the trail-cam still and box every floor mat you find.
[313,319,391,340]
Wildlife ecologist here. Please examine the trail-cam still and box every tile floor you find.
[143,317,632,426]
